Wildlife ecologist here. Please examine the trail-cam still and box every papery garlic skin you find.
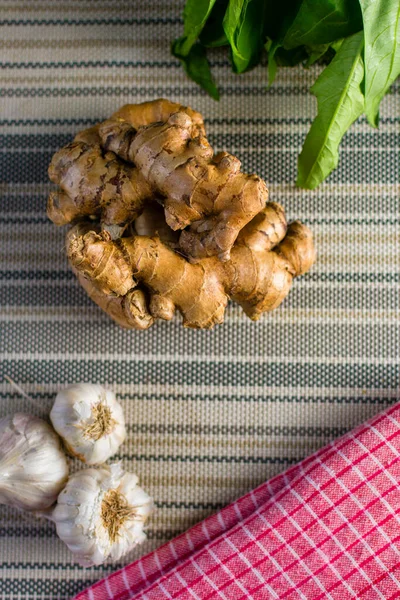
[53,463,153,567]
[50,384,126,465]
[0,413,69,511]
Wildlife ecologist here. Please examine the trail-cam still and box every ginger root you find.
[99,110,268,260]
[75,271,154,330]
[67,203,314,329]
[48,99,267,259]
[48,99,315,329]
[47,130,153,231]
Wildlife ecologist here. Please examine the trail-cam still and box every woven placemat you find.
[0,1,399,598]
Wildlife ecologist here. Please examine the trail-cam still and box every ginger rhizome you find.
[48,99,315,329]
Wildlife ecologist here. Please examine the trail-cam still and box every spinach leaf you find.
[172,42,220,100]
[173,0,217,57]
[200,0,229,48]
[264,0,299,41]
[172,0,398,188]
[358,0,400,127]
[297,31,365,189]
[283,0,362,49]
[223,0,266,73]
[266,42,309,85]
[171,0,220,99]
[276,45,310,66]
[265,39,279,85]
[222,0,245,61]
[265,0,359,82]
[304,44,332,66]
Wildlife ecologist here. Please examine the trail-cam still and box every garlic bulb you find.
[50,384,126,465]
[53,463,153,567]
[0,413,69,511]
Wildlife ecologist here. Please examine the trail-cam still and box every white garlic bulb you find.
[53,463,153,567]
[0,413,69,511]
[50,384,126,465]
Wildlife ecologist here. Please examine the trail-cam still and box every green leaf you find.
[222,0,245,57]
[304,43,331,67]
[223,0,266,73]
[173,0,217,57]
[172,0,220,99]
[275,45,309,66]
[358,0,400,127]
[330,38,345,53]
[263,0,299,41]
[265,43,309,85]
[283,0,362,49]
[171,41,220,100]
[200,0,229,48]
[297,31,365,189]
[265,39,279,85]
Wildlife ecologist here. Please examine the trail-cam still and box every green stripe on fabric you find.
[0,17,183,25]
[1,359,398,388]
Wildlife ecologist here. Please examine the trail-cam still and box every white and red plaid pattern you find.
[75,402,400,600]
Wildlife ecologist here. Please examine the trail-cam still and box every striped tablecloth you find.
[0,1,399,599]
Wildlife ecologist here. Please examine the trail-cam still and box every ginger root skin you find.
[111,99,205,137]
[48,138,152,229]
[47,99,203,233]
[67,202,315,330]
[99,110,268,261]
[48,99,316,329]
[48,98,268,260]
[75,271,153,330]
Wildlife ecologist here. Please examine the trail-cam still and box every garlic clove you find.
[52,462,153,567]
[52,504,79,521]
[0,413,69,511]
[89,436,115,466]
[50,384,126,465]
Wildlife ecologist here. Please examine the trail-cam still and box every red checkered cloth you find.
[75,402,400,600]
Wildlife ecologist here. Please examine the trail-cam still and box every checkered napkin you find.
[75,402,400,600]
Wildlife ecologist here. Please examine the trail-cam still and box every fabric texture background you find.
[0,1,399,598]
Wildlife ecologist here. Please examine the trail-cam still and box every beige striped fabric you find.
[0,1,399,598]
